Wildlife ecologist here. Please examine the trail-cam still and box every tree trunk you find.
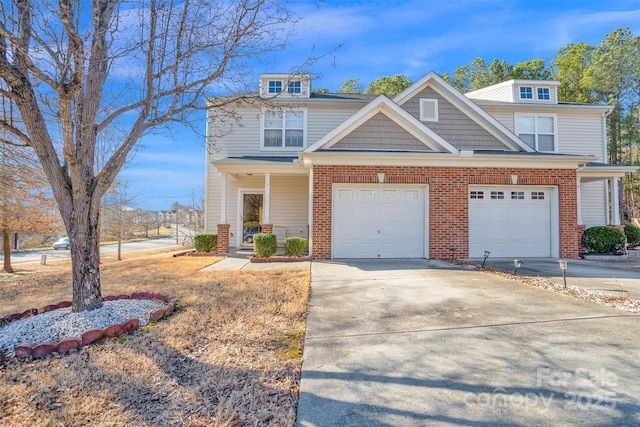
[3,228,14,273]
[117,238,122,261]
[67,198,103,312]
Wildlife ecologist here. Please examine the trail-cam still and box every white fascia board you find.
[394,73,534,153]
[476,101,613,114]
[299,151,596,169]
[213,160,308,175]
[304,95,459,154]
[578,165,639,180]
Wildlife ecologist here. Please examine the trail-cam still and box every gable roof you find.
[304,95,459,154]
[394,72,535,152]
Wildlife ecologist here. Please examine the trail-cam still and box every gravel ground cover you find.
[0,299,165,354]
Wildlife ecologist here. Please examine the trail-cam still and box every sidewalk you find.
[200,250,311,271]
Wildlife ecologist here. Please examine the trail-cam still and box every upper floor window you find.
[519,87,533,99]
[262,109,306,149]
[287,81,301,94]
[268,81,282,94]
[515,114,556,152]
[537,87,550,100]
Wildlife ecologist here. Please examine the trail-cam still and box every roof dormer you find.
[466,79,560,104]
[259,73,311,99]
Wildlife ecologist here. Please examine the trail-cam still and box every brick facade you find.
[216,224,230,253]
[312,165,581,260]
[261,224,273,234]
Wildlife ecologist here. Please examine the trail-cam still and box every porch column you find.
[261,173,273,233]
[307,167,313,257]
[611,178,621,225]
[220,173,227,224]
[576,176,582,225]
[217,224,230,253]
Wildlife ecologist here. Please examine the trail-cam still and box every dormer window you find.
[519,87,533,99]
[268,81,282,94]
[287,81,301,94]
[537,87,550,100]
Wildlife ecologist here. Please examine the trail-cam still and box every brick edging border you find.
[0,292,176,365]
[249,255,312,263]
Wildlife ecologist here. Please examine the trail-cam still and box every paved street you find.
[1,234,182,264]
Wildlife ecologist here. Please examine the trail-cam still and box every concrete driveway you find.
[297,259,640,427]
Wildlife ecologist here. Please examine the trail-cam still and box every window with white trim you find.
[511,191,524,200]
[287,81,301,94]
[519,87,533,99]
[267,80,282,94]
[537,87,550,100]
[419,99,438,122]
[515,114,557,152]
[491,191,504,199]
[470,191,484,199]
[262,109,306,149]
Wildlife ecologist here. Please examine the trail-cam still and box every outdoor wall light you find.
[513,259,522,275]
[558,260,568,288]
[482,250,490,268]
[450,247,456,261]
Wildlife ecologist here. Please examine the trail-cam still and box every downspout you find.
[601,109,613,225]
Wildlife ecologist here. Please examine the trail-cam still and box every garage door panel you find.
[469,187,554,258]
[333,185,427,258]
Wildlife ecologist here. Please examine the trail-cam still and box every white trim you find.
[220,173,228,224]
[304,95,459,154]
[419,98,438,121]
[611,178,620,225]
[299,151,595,169]
[236,189,264,248]
[393,72,536,152]
[264,173,271,224]
[576,176,582,225]
[514,113,558,152]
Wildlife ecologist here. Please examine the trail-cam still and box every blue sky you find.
[122,0,640,211]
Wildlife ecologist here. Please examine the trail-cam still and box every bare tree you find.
[100,180,137,261]
[0,0,297,311]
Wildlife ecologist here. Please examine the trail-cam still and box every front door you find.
[241,193,263,247]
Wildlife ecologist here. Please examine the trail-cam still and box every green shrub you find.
[254,233,277,258]
[194,233,217,252]
[624,222,640,248]
[284,237,307,257]
[581,226,626,254]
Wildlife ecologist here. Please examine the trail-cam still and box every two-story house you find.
[205,72,634,259]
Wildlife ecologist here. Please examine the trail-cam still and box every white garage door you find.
[468,187,555,257]
[333,184,427,258]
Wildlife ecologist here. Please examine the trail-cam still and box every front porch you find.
[210,157,310,253]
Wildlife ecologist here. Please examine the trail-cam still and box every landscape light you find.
[558,260,568,288]
[482,251,490,268]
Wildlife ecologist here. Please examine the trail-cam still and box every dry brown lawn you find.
[0,251,310,426]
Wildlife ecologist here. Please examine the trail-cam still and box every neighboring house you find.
[205,72,635,259]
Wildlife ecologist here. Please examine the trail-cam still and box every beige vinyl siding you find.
[466,84,514,102]
[270,176,309,239]
[307,107,358,146]
[402,87,510,150]
[205,166,222,233]
[557,113,605,160]
[482,108,605,160]
[332,112,431,151]
[208,107,262,159]
[581,181,607,227]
